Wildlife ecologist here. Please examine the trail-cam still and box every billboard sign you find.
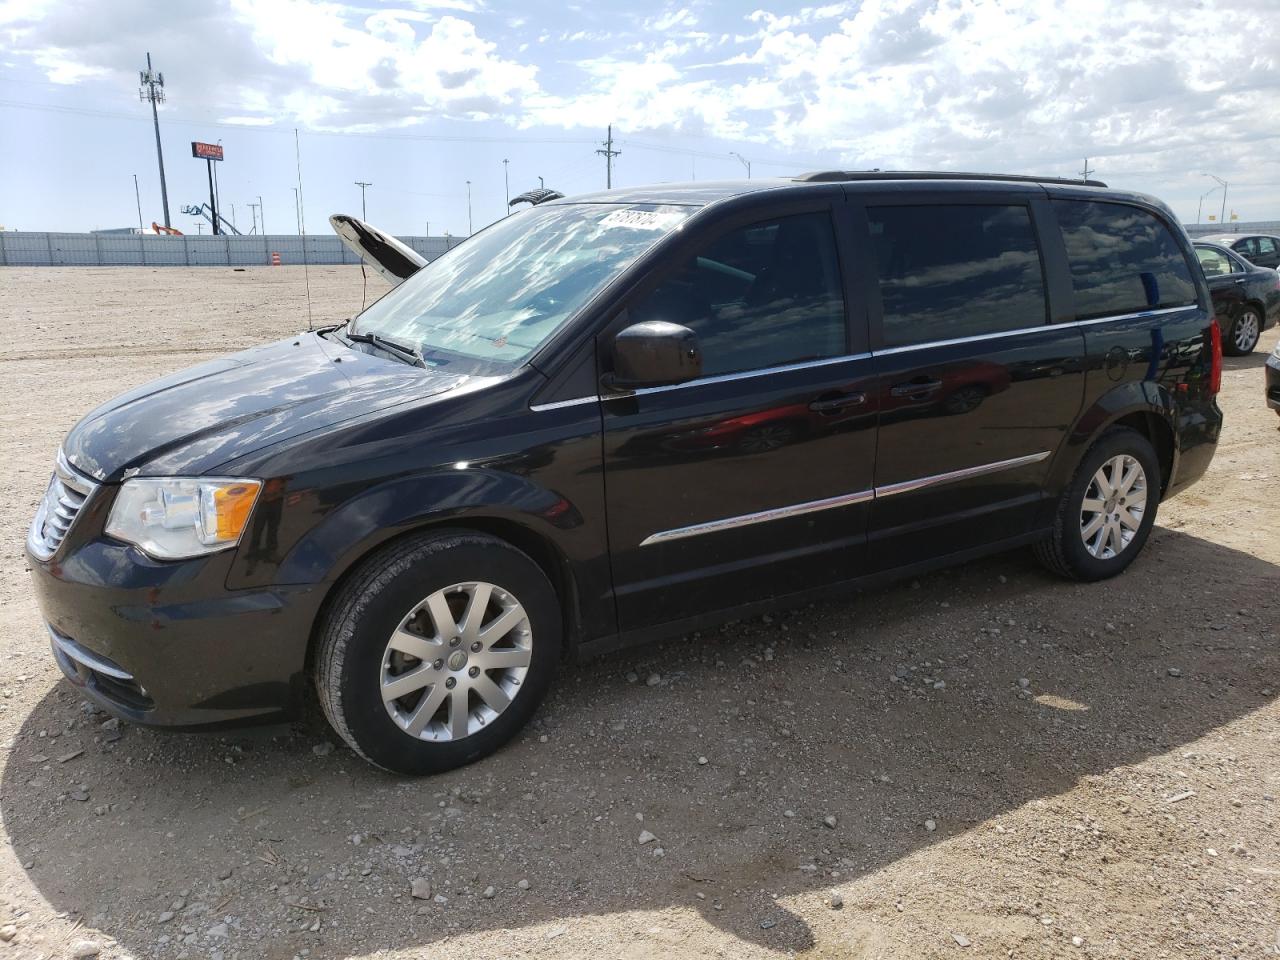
[191,141,224,161]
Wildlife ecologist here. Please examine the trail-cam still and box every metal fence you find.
[5,220,1278,267]
[0,232,463,267]
[1183,221,1280,238]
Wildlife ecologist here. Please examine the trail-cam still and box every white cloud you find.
[2,0,1278,204]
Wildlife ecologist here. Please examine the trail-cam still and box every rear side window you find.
[868,204,1048,348]
[1196,246,1236,277]
[627,211,846,377]
[1259,238,1277,255]
[1054,200,1197,319]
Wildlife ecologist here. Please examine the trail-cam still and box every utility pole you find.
[1079,158,1094,181]
[248,201,261,234]
[257,194,265,234]
[466,180,473,235]
[596,125,620,188]
[730,152,751,179]
[354,181,372,220]
[503,159,510,210]
[292,187,300,234]
[132,174,144,231]
[138,53,171,228]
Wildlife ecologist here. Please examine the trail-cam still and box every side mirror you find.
[605,321,702,390]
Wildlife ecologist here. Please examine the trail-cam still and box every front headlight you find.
[105,477,262,560]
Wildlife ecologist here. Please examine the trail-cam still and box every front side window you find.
[354,203,692,371]
[626,211,846,377]
[1196,246,1236,277]
[1054,200,1197,320]
[868,204,1047,348]
[1237,238,1259,256]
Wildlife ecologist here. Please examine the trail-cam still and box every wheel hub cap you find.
[379,581,533,742]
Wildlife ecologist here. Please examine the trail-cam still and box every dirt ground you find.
[1,266,1277,960]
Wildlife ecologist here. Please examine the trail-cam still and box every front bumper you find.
[27,535,324,729]
[1267,353,1280,413]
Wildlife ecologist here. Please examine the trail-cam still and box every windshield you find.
[352,202,692,370]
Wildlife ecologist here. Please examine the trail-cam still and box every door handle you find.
[1234,277,1247,284]
[889,378,943,399]
[808,392,867,413]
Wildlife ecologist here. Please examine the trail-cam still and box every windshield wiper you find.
[343,331,427,368]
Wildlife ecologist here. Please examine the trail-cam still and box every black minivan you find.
[26,172,1223,775]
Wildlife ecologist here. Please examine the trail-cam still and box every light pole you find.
[730,151,751,179]
[538,176,544,189]
[1202,173,1228,227]
[292,187,300,234]
[1196,186,1219,226]
[466,180,473,235]
[132,174,144,232]
[354,181,372,220]
[503,159,510,210]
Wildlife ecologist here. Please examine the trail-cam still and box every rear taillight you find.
[1208,317,1222,395]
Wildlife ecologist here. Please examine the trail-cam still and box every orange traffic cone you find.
[271,251,281,266]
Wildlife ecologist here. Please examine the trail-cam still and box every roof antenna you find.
[295,127,314,332]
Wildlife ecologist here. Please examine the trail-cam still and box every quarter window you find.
[1054,200,1197,320]
[627,212,846,377]
[868,204,1048,348]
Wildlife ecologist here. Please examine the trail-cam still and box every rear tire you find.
[1223,307,1261,356]
[315,530,561,775]
[1034,427,1160,582]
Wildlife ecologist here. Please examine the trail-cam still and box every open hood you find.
[329,214,428,286]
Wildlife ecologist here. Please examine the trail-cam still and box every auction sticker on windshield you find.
[599,208,687,231]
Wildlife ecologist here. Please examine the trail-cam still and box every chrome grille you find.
[27,450,98,561]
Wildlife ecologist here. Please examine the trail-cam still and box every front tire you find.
[1224,307,1261,356]
[315,530,561,775]
[1034,427,1160,582]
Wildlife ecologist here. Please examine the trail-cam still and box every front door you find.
[600,203,879,631]
[860,196,1085,570]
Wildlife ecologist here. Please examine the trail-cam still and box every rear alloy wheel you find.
[316,530,560,775]
[1034,426,1160,581]
[1225,307,1261,356]
[1078,454,1147,560]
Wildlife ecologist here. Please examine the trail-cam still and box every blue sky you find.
[2,0,1278,236]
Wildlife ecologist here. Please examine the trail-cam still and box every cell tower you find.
[139,53,171,229]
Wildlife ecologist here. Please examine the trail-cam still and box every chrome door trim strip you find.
[875,306,1193,356]
[639,488,875,546]
[874,450,1051,499]
[628,352,875,397]
[529,395,601,412]
[579,305,1199,406]
[639,450,1052,546]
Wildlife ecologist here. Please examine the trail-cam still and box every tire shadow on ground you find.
[3,527,1277,958]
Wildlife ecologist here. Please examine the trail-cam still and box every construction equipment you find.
[181,203,241,235]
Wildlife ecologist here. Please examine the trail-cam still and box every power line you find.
[137,53,170,228]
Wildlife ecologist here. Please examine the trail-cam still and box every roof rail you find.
[794,170,1108,188]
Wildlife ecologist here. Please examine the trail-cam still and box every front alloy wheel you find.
[315,530,561,775]
[381,582,533,741]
